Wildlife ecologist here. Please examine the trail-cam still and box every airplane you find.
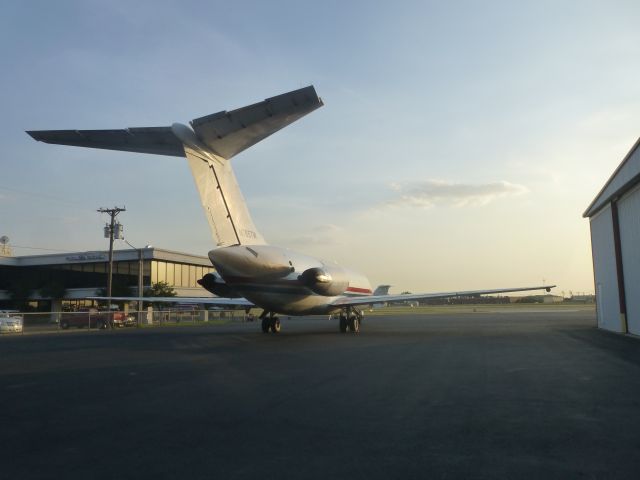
[27,86,554,334]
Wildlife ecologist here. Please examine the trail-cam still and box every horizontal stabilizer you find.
[27,127,185,157]
[190,85,323,159]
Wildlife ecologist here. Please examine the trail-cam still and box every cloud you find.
[388,180,528,208]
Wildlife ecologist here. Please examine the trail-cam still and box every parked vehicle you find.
[60,308,135,329]
[0,310,23,333]
[100,307,136,328]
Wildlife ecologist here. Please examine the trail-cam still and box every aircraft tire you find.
[271,318,281,334]
[261,318,270,333]
[349,316,360,333]
[339,316,348,333]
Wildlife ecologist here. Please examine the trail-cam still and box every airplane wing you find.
[331,285,556,308]
[26,85,323,160]
[90,296,255,308]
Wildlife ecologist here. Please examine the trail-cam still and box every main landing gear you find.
[260,311,281,334]
[339,307,363,334]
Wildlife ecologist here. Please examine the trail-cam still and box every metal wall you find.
[618,184,640,335]
[590,204,623,332]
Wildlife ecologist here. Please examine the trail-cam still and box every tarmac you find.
[3,307,640,479]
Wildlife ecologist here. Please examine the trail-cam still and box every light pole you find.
[124,239,147,326]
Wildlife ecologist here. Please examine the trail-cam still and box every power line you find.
[10,245,73,253]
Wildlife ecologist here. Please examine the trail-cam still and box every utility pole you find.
[98,206,126,328]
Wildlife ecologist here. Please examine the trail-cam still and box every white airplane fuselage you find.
[208,245,372,315]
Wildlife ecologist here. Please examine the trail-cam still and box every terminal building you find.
[584,137,640,336]
[0,247,215,312]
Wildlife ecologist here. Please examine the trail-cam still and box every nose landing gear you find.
[339,307,362,334]
[260,311,281,334]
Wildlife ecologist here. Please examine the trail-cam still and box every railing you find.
[0,308,255,335]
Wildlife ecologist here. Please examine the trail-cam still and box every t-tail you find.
[27,86,324,247]
[373,285,392,296]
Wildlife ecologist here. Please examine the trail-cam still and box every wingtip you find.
[26,130,41,141]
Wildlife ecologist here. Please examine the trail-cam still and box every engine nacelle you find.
[298,266,349,297]
[197,273,241,298]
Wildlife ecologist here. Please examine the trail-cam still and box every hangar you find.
[584,137,640,335]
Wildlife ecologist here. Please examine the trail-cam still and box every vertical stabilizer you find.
[182,143,266,246]
[180,85,323,247]
[373,285,392,296]
[26,86,324,248]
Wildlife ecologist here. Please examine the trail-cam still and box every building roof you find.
[584,137,640,218]
[0,247,212,267]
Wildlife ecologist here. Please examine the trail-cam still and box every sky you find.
[2,0,640,295]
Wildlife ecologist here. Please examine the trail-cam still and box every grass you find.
[362,303,595,316]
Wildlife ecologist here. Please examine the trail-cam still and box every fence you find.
[0,308,254,336]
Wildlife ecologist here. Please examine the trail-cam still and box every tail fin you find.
[27,86,324,248]
[179,86,323,247]
[180,139,267,247]
[373,285,392,296]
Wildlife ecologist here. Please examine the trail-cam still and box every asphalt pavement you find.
[3,308,640,479]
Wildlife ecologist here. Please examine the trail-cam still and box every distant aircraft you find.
[372,285,392,296]
[27,86,553,334]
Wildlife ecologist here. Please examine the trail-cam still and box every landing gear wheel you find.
[339,315,348,333]
[261,317,270,333]
[349,316,360,333]
[271,317,281,334]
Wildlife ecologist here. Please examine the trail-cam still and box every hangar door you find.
[590,204,622,332]
[618,184,640,335]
